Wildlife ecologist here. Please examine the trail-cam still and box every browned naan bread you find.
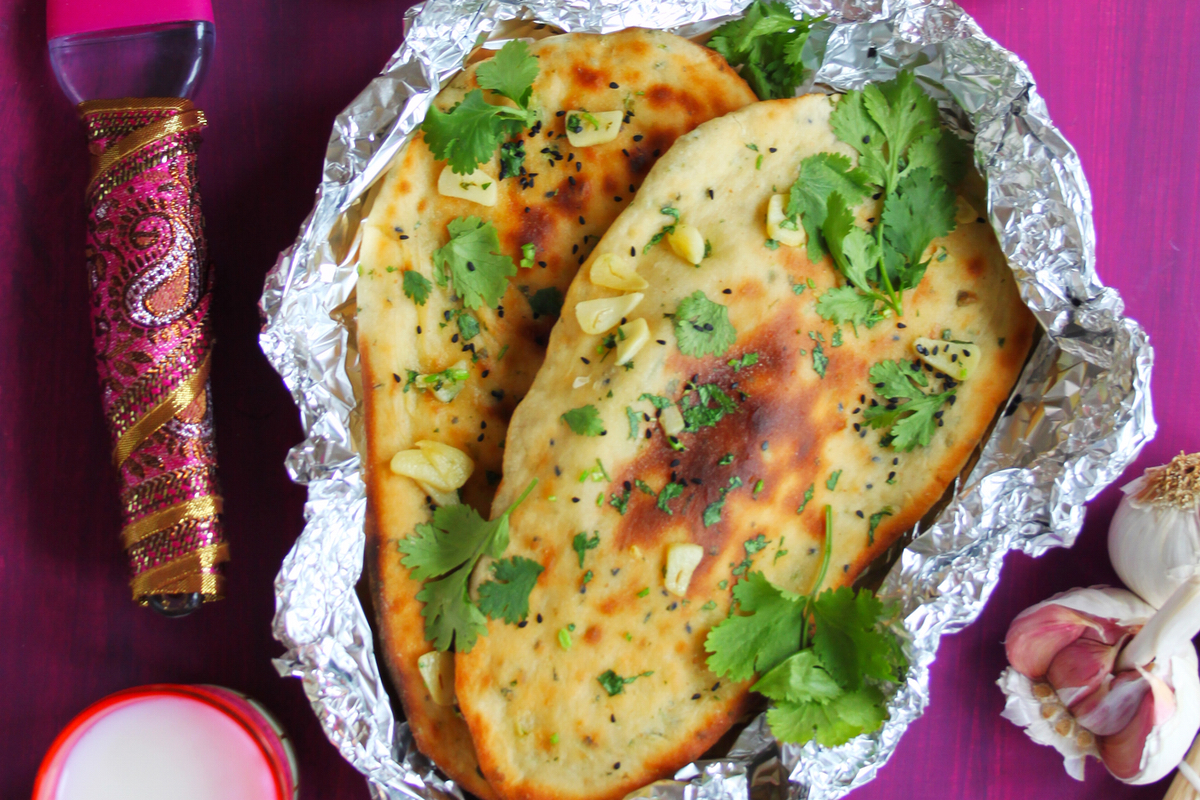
[358,30,756,798]
[454,94,1037,800]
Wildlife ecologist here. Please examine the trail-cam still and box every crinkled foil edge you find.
[259,2,1155,799]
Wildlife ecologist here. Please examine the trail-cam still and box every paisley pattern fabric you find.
[80,98,227,604]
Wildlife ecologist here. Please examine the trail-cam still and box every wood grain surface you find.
[0,1,1195,798]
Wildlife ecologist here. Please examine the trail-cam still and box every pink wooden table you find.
[0,1,1195,798]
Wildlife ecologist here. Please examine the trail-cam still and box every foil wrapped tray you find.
[259,1,1155,798]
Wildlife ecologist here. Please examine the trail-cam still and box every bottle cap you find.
[47,0,214,41]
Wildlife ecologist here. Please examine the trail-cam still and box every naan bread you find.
[455,94,1037,800]
[358,30,756,798]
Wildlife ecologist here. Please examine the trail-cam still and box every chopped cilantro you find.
[578,459,611,483]
[867,508,894,546]
[719,453,734,465]
[397,480,537,652]
[674,291,737,358]
[561,405,605,436]
[625,406,640,440]
[811,343,828,378]
[573,532,604,568]
[637,586,650,598]
[657,481,684,514]
[703,476,744,527]
[643,207,680,253]
[431,217,517,309]
[609,486,631,515]
[796,483,815,514]
[707,0,819,101]
[402,271,433,305]
[499,139,526,180]
[597,669,653,696]
[764,238,780,250]
[744,534,769,554]
[825,470,841,491]
[639,393,673,410]
[680,383,739,432]
[831,328,844,347]
[558,628,572,650]
[476,556,544,624]
[634,479,656,496]
[457,310,481,341]
[728,352,760,372]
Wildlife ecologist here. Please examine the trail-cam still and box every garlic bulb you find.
[1109,452,1200,609]
[998,580,1200,784]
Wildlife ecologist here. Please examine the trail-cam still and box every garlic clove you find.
[1099,688,1159,781]
[1006,602,1110,679]
[1047,637,1121,707]
[1072,670,1149,735]
[1116,575,1200,672]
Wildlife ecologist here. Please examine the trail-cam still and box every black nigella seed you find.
[576,161,582,173]
[567,152,574,162]
[868,46,878,57]
[399,234,409,240]
[856,510,865,518]
[633,134,644,142]
[670,459,681,467]
[572,497,580,503]
[556,110,566,117]
[723,288,732,294]
[480,421,487,429]
[769,147,777,153]
[707,188,714,199]
[888,471,896,481]
[629,184,636,193]
[579,216,586,225]
[862,135,870,144]
[893,457,899,465]
[897,322,907,328]
[623,481,632,490]
[416,326,422,334]
[491,389,505,400]
[622,149,630,157]
[554,466,561,476]
[645,430,653,439]
[545,191,555,198]
[691,693,701,700]
[630,246,636,257]
[581,357,590,364]
[614,196,622,202]
[609,81,619,89]
[569,176,576,186]
[481,369,489,377]
[444,310,453,320]
[656,339,666,345]
[477,433,485,442]
[518,620,528,628]
[572,244,579,254]
[451,334,459,343]
[614,763,621,770]
[538,260,547,268]
[537,613,543,622]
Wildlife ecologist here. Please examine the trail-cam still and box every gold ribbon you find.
[82,100,207,190]
[112,351,211,469]
[131,542,230,602]
[121,495,223,549]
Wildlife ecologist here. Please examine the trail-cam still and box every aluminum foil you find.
[259,1,1155,799]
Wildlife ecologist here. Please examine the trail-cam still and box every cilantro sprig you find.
[783,71,968,327]
[862,359,956,451]
[398,480,538,652]
[705,506,907,748]
[708,1,820,101]
[421,41,540,174]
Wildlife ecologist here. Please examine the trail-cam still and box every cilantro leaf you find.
[705,571,806,681]
[729,352,759,372]
[398,480,537,652]
[708,1,819,100]
[639,393,673,410]
[476,556,544,624]
[796,483,815,514]
[867,507,893,545]
[572,531,600,568]
[403,270,432,305]
[766,684,888,747]
[475,40,539,109]
[526,286,563,318]
[421,90,530,175]
[561,405,605,436]
[868,359,926,399]
[811,343,828,378]
[884,392,954,451]
[457,311,481,341]
[812,586,905,690]
[674,291,737,358]
[829,90,887,187]
[703,476,744,527]
[881,167,956,286]
[626,406,640,440]
[862,72,939,170]
[519,242,536,268]
[822,194,876,292]
[906,128,969,186]
[815,286,883,330]
[431,216,516,309]
[786,154,870,263]
[755,649,842,706]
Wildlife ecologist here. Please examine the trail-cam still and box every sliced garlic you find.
[660,404,685,436]
[591,253,648,291]
[914,336,979,380]
[766,194,807,248]
[418,482,460,508]
[664,543,704,596]
[415,440,474,490]
[391,440,473,492]
[417,651,456,706]
[955,195,978,225]
[572,375,591,389]
[575,292,644,335]
[564,110,623,148]
[437,165,498,206]
[668,224,706,265]
[616,318,649,366]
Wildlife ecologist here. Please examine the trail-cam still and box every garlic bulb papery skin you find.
[998,582,1200,784]
[1109,452,1200,609]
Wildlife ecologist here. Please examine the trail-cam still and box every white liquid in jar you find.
[55,695,277,800]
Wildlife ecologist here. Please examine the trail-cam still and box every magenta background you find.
[0,1,1196,798]
[46,0,215,40]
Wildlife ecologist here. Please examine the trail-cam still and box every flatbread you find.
[358,29,756,798]
[455,94,1037,800]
